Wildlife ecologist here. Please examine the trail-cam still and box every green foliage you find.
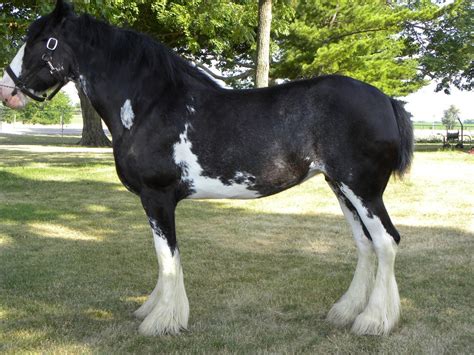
[0,1,40,65]
[441,104,461,129]
[0,0,471,96]
[273,0,437,96]
[0,92,74,124]
[404,0,473,94]
[127,0,258,82]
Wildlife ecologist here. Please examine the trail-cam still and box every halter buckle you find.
[46,37,58,51]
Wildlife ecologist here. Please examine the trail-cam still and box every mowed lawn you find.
[0,134,473,354]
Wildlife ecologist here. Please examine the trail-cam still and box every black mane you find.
[77,15,220,89]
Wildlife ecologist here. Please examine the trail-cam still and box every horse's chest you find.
[114,140,178,194]
[173,125,261,199]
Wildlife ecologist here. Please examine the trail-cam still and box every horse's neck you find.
[73,51,160,137]
[69,24,217,137]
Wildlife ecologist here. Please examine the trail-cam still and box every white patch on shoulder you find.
[173,124,260,199]
[121,99,135,130]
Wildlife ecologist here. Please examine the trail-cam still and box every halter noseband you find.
[4,37,69,103]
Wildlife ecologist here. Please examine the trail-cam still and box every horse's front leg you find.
[135,188,189,336]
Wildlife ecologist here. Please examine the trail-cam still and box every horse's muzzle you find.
[0,77,27,109]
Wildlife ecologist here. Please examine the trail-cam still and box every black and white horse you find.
[0,0,413,336]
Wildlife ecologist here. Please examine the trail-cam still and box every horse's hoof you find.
[351,311,396,336]
[133,307,150,320]
[327,301,361,327]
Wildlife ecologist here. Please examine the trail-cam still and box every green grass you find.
[1,134,473,354]
[0,133,81,146]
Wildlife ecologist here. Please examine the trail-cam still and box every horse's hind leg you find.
[337,183,401,335]
[326,187,376,327]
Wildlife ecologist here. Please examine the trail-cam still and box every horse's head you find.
[0,0,76,109]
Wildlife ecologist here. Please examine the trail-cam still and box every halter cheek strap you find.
[4,37,69,103]
[6,66,49,102]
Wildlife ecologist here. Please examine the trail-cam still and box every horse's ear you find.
[52,0,74,21]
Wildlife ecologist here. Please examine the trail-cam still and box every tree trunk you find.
[255,0,272,88]
[75,83,111,147]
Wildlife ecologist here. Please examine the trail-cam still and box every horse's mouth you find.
[1,91,27,110]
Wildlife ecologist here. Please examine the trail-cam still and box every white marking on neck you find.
[173,124,261,199]
[121,99,135,130]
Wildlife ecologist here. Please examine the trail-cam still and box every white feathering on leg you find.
[134,279,161,320]
[327,198,376,327]
[339,184,401,335]
[138,224,189,336]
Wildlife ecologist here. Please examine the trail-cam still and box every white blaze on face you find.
[120,99,135,130]
[0,44,28,108]
[173,124,261,199]
[8,44,26,77]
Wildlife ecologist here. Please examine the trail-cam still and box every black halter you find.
[4,38,69,103]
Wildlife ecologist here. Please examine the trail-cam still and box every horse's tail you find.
[391,99,414,177]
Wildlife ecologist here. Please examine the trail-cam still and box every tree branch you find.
[321,27,393,45]
[194,62,254,82]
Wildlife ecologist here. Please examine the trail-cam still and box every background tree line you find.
[0,0,472,145]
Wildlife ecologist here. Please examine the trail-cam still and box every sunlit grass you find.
[0,134,473,353]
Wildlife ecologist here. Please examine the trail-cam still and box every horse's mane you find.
[29,12,221,90]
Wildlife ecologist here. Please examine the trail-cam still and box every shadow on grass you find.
[1,170,473,353]
[0,152,113,172]
[0,133,81,146]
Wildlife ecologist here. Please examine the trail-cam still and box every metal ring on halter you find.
[46,37,59,51]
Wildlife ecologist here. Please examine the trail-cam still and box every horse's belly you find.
[186,174,261,199]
